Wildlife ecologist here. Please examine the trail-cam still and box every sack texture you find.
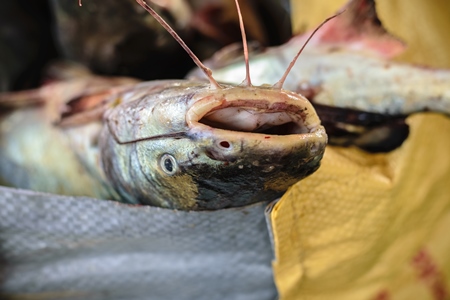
[0,188,276,300]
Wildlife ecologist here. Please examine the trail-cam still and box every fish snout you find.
[186,89,327,164]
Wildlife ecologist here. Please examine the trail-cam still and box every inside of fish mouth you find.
[199,106,310,135]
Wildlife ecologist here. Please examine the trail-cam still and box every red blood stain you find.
[372,290,390,300]
[412,249,448,300]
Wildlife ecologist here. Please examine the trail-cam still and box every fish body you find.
[190,43,450,151]
[193,43,450,115]
[188,0,450,117]
[0,78,326,210]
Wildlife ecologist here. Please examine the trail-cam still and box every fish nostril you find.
[219,141,231,148]
[311,143,319,153]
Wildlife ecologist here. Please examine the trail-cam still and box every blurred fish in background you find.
[0,0,292,90]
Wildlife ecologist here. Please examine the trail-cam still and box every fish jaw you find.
[182,85,327,210]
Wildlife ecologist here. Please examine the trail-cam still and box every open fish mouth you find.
[187,86,325,137]
[186,85,327,160]
[199,101,310,135]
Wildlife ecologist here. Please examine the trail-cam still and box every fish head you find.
[100,81,327,210]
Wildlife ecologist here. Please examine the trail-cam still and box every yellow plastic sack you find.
[272,1,450,299]
[291,0,450,68]
[271,114,450,299]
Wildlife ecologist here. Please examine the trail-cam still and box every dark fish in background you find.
[0,0,292,92]
[49,0,196,80]
[48,0,292,80]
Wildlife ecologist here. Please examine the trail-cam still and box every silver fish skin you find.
[189,41,450,116]
[0,78,327,210]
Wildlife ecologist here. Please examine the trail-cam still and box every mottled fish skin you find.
[0,78,326,210]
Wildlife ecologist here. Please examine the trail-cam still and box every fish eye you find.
[160,154,178,175]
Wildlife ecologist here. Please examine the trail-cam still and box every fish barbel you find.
[0,0,328,210]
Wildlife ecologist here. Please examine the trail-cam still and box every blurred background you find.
[2,0,448,92]
[0,0,292,92]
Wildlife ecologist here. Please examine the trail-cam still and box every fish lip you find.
[185,85,327,160]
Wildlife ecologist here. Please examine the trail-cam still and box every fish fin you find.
[56,91,117,127]
[0,60,94,109]
[352,121,410,153]
[326,121,410,153]
[0,89,45,108]
[56,80,137,127]
[314,103,409,152]
[0,76,138,126]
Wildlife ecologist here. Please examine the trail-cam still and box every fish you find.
[0,0,328,210]
[188,0,450,151]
